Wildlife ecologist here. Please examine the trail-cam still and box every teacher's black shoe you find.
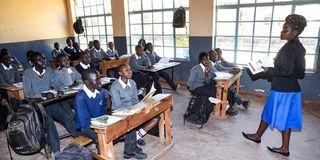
[123,151,147,159]
[267,146,290,157]
[242,132,261,143]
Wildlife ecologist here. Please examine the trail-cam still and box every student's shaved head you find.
[82,69,98,82]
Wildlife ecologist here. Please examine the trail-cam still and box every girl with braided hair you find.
[242,14,307,157]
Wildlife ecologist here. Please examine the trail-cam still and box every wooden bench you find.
[72,136,104,160]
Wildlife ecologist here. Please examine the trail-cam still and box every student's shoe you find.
[242,100,251,109]
[267,146,290,157]
[226,107,238,116]
[137,139,146,146]
[123,151,147,159]
[242,132,261,144]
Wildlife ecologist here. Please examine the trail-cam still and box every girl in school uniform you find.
[242,14,307,157]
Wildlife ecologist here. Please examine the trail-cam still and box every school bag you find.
[183,95,213,128]
[173,6,186,28]
[6,103,49,158]
[73,18,85,34]
[57,142,92,160]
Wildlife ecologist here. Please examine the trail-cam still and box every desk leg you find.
[236,79,240,94]
[171,67,174,81]
[164,109,172,145]
[214,86,222,118]
[158,113,165,144]
[97,133,115,160]
[220,87,228,118]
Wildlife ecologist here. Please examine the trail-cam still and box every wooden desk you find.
[140,62,181,82]
[99,55,131,76]
[50,59,80,70]
[1,85,25,101]
[91,94,174,160]
[213,70,242,119]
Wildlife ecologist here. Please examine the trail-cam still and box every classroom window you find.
[127,0,189,59]
[214,1,320,70]
[73,0,113,50]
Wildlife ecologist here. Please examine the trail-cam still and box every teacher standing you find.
[242,14,307,157]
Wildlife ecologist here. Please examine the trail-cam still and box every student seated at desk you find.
[84,41,93,53]
[145,42,179,91]
[52,54,82,91]
[23,52,79,159]
[214,48,237,68]
[89,40,109,68]
[106,42,119,58]
[74,69,111,153]
[129,45,162,96]
[64,38,79,60]
[208,50,251,116]
[0,50,22,88]
[75,51,96,75]
[1,48,23,70]
[110,64,160,159]
[52,42,68,59]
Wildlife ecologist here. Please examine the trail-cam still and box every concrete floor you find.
[1,84,319,160]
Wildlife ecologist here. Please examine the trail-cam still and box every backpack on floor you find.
[183,95,213,128]
[6,103,48,155]
[57,142,92,160]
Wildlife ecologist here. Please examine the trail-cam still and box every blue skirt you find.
[261,90,302,131]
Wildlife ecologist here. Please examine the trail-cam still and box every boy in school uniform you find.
[145,43,179,91]
[75,51,96,75]
[74,69,110,153]
[23,52,79,159]
[1,48,23,70]
[89,40,109,67]
[51,42,68,59]
[64,38,79,60]
[84,41,94,53]
[52,54,82,92]
[214,48,237,68]
[111,64,160,159]
[106,42,119,58]
[0,50,22,87]
[208,50,251,115]
[129,45,162,95]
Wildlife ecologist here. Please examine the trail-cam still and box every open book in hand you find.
[247,56,274,75]
[142,82,156,102]
[90,115,122,127]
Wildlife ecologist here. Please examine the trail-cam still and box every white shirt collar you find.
[55,49,61,52]
[94,48,101,52]
[199,63,206,72]
[33,67,46,76]
[1,63,13,70]
[118,77,131,89]
[67,46,74,49]
[80,62,90,69]
[83,84,100,98]
[210,61,216,66]
[135,54,140,59]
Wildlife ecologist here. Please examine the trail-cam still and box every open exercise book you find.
[112,82,156,116]
[247,56,274,75]
[90,115,122,127]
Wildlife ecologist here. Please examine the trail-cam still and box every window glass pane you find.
[85,7,91,15]
[295,4,320,21]
[153,0,162,10]
[99,26,105,34]
[217,9,237,21]
[154,35,163,46]
[153,12,163,23]
[271,21,284,37]
[130,25,142,34]
[253,38,269,52]
[144,24,153,34]
[300,38,318,53]
[99,36,107,45]
[237,37,252,50]
[129,0,141,11]
[143,13,152,23]
[154,47,164,57]
[76,7,84,16]
[305,54,315,69]
[107,26,113,34]
[217,23,236,36]
[252,52,268,61]
[164,36,174,46]
[153,24,162,34]
[163,0,173,9]
[131,36,142,46]
[256,0,273,2]
[107,36,113,43]
[239,7,255,21]
[216,37,235,50]
[254,22,271,36]
[106,16,112,25]
[130,14,142,24]
[217,0,237,5]
[176,35,189,47]
[86,27,93,35]
[300,22,320,38]
[142,0,152,10]
[240,0,255,4]
[164,23,173,34]
[144,35,153,44]
[236,51,251,64]
[163,11,173,22]
[221,50,235,63]
[97,5,104,14]
[164,47,174,58]
[175,25,188,34]
[79,36,87,45]
[255,6,272,21]
[238,22,253,36]
[98,16,105,25]
[175,0,188,8]
[91,6,97,15]
[92,17,98,26]
[104,0,112,14]
[273,5,291,20]
[176,48,189,59]
[85,18,92,26]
